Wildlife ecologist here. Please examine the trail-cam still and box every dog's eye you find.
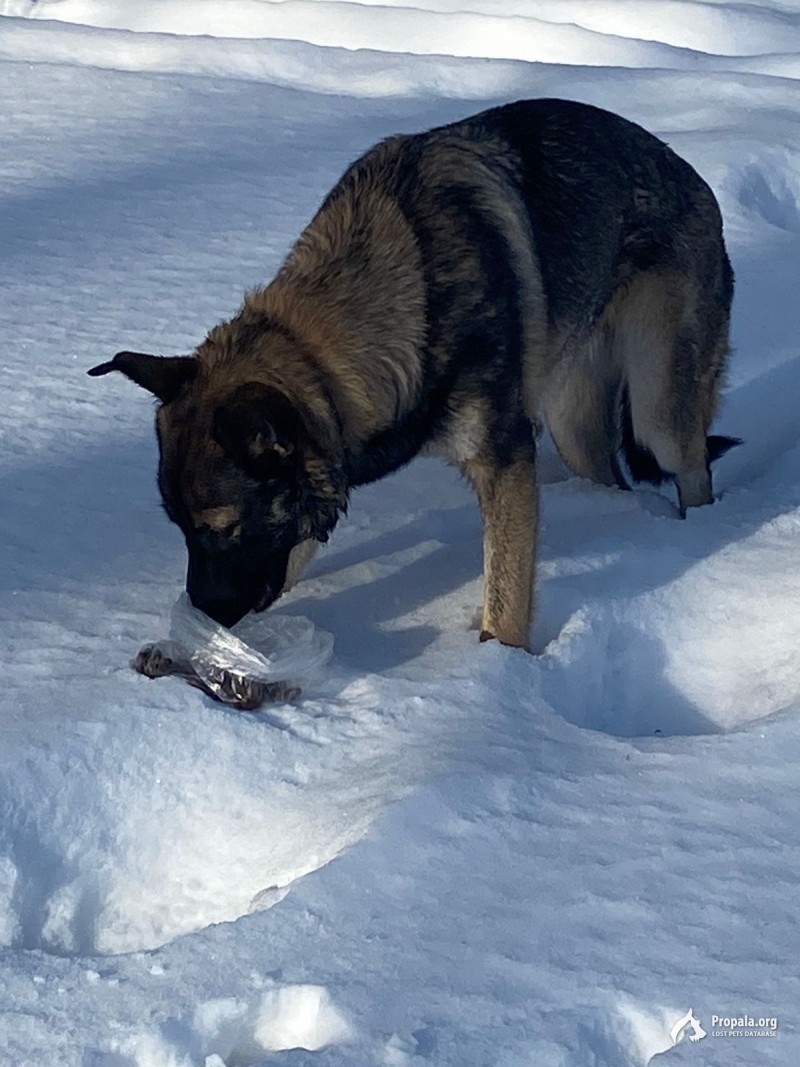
[195,521,242,547]
[193,506,243,537]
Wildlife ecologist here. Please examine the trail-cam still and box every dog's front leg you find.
[463,447,537,650]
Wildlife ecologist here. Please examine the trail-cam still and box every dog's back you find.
[432,99,735,510]
[293,98,735,509]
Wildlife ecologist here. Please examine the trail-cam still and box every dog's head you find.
[88,348,347,626]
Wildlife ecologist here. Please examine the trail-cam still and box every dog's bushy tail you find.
[619,387,741,485]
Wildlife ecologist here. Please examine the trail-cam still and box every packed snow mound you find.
[9,0,800,59]
[3,5,800,94]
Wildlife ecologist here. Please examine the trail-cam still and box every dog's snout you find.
[187,590,249,628]
[186,553,252,627]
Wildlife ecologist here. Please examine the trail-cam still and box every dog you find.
[89,98,737,652]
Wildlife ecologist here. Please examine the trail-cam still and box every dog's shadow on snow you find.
[0,422,184,608]
[286,502,483,673]
[2,357,800,717]
[0,414,482,674]
[284,356,800,726]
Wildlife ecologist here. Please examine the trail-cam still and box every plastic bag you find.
[158,592,333,706]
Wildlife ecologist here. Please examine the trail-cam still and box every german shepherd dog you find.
[90,98,736,655]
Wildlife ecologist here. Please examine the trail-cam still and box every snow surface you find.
[1,0,800,1064]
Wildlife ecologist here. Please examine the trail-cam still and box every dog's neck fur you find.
[241,152,427,447]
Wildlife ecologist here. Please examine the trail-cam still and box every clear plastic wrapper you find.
[169,592,333,686]
[133,593,333,708]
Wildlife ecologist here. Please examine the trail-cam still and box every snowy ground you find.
[1,1,800,1064]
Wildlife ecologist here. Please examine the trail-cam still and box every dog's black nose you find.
[189,594,249,629]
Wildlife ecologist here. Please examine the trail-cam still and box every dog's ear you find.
[87,351,197,404]
[213,383,301,478]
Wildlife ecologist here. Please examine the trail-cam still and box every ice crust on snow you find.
[1,1,800,1065]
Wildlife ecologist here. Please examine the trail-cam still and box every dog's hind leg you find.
[617,270,732,514]
[543,330,628,490]
[463,438,537,650]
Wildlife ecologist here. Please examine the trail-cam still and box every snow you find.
[1,0,799,1064]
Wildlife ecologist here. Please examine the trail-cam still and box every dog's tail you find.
[619,387,741,485]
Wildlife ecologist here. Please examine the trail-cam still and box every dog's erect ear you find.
[213,383,301,478]
[87,351,197,404]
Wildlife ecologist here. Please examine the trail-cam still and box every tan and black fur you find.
[89,98,737,652]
